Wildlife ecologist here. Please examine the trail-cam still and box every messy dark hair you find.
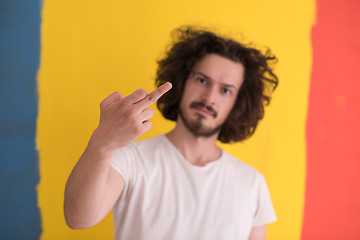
[155,27,278,143]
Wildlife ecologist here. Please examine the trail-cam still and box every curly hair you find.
[155,27,278,143]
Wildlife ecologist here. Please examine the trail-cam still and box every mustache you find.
[190,102,217,118]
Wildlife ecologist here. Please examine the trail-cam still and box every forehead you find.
[192,53,245,88]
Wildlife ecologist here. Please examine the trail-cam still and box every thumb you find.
[100,91,123,109]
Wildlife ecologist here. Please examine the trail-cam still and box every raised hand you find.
[90,82,172,152]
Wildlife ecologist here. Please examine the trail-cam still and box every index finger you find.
[137,82,172,108]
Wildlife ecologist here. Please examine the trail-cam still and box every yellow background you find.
[37,0,314,239]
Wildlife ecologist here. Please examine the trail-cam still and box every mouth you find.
[190,102,217,118]
[194,106,214,117]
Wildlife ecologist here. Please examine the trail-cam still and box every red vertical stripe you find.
[303,0,360,239]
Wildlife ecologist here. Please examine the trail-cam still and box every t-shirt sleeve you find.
[110,143,142,184]
[252,173,277,227]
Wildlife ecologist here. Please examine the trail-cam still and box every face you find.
[178,53,245,138]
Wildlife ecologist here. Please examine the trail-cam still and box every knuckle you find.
[120,97,130,105]
[100,100,107,109]
[100,91,121,109]
[135,89,148,99]
[123,107,138,118]
[130,117,139,126]
[146,121,153,129]
[111,91,121,99]
[148,108,155,117]
[138,89,148,95]
[145,106,154,113]
[132,124,143,135]
[143,121,152,133]
[146,94,155,103]
[122,110,131,119]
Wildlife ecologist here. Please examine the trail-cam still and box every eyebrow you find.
[193,71,238,90]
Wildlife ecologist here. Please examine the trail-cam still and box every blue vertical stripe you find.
[0,0,42,239]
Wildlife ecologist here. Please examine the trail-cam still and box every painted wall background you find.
[1,0,359,239]
[0,0,42,239]
[37,1,312,239]
[303,0,360,239]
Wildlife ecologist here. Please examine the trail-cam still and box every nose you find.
[201,85,217,106]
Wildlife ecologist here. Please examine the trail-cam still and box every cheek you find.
[220,99,237,117]
[182,82,197,99]
[183,88,202,102]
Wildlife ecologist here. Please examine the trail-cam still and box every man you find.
[64,27,279,240]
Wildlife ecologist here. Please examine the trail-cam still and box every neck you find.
[165,118,222,166]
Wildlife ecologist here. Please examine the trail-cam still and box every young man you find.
[64,27,279,240]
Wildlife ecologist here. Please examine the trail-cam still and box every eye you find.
[221,88,231,95]
[197,77,207,85]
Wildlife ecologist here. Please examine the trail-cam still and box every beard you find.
[179,101,222,138]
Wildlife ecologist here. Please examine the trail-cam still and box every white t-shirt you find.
[110,135,276,240]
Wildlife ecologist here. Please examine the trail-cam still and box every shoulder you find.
[111,135,166,180]
[112,135,168,170]
[221,151,257,174]
[221,150,265,185]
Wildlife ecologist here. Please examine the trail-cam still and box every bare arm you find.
[248,225,267,240]
[64,82,172,229]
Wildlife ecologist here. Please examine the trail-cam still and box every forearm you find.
[249,225,267,240]
[64,132,115,229]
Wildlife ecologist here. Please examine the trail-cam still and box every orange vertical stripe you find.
[303,0,360,239]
